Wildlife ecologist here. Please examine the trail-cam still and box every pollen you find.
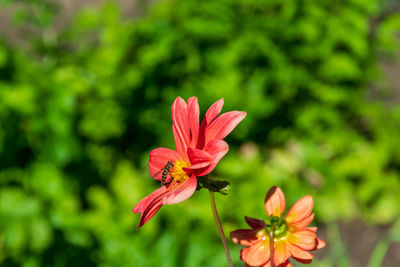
[171,160,191,183]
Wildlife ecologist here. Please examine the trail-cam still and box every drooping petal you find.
[197,98,224,149]
[245,216,266,229]
[134,187,169,230]
[289,213,315,229]
[288,229,317,250]
[162,174,197,205]
[241,240,270,267]
[187,97,200,148]
[274,240,291,266]
[264,186,286,216]
[149,148,181,180]
[171,97,190,156]
[133,186,167,213]
[230,229,261,246]
[286,243,314,260]
[204,110,246,145]
[286,196,313,224]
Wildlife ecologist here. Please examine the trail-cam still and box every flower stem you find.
[270,229,275,267]
[209,191,233,267]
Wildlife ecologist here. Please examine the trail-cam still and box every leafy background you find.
[0,0,400,266]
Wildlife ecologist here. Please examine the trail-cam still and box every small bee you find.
[161,161,174,186]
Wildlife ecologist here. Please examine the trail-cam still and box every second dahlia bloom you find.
[133,97,246,229]
[230,186,325,267]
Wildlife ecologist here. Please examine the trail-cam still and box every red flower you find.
[230,186,326,267]
[133,97,246,229]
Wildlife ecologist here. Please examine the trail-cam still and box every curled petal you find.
[149,148,181,180]
[288,229,317,250]
[197,98,224,149]
[241,240,270,266]
[292,257,312,264]
[230,229,261,246]
[205,110,247,145]
[163,174,197,205]
[186,148,212,175]
[133,186,167,214]
[264,186,286,216]
[286,196,313,224]
[172,97,190,156]
[245,216,266,229]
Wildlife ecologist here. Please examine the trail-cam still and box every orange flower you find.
[230,186,325,267]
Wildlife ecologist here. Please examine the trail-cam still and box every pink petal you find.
[198,139,229,176]
[133,186,167,214]
[204,110,246,145]
[264,186,286,216]
[286,196,313,224]
[230,229,261,246]
[289,229,317,250]
[171,97,190,156]
[162,174,197,205]
[134,187,169,230]
[241,240,270,266]
[187,97,199,148]
[148,148,181,180]
[197,98,224,149]
[185,148,212,175]
[245,216,266,229]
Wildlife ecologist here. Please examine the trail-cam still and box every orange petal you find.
[264,186,286,216]
[230,229,262,246]
[289,229,317,250]
[289,213,314,229]
[308,226,317,232]
[286,196,313,224]
[315,238,326,249]
[241,240,270,266]
[286,243,314,260]
[274,240,291,266]
[280,260,293,267]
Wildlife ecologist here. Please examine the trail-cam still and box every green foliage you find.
[0,0,399,266]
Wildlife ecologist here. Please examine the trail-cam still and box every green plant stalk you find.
[270,229,275,267]
[209,191,233,267]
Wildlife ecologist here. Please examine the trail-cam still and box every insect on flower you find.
[133,96,246,229]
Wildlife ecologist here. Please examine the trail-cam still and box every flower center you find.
[265,216,288,240]
[170,160,191,184]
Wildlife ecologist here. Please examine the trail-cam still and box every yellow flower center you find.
[170,160,191,184]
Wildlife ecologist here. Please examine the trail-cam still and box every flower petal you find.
[288,229,317,250]
[274,240,291,265]
[205,110,246,145]
[132,186,167,214]
[133,187,169,230]
[171,97,190,156]
[289,213,315,229]
[264,186,286,216]
[315,238,326,250]
[245,216,266,229]
[241,240,270,266]
[286,243,314,260]
[197,98,224,149]
[279,261,293,267]
[230,229,261,246]
[149,148,181,180]
[185,148,212,175]
[162,174,197,205]
[286,196,313,224]
[187,97,199,148]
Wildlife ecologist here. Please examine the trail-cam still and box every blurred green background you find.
[0,0,400,266]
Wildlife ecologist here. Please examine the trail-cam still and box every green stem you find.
[270,228,275,267]
[209,191,233,267]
